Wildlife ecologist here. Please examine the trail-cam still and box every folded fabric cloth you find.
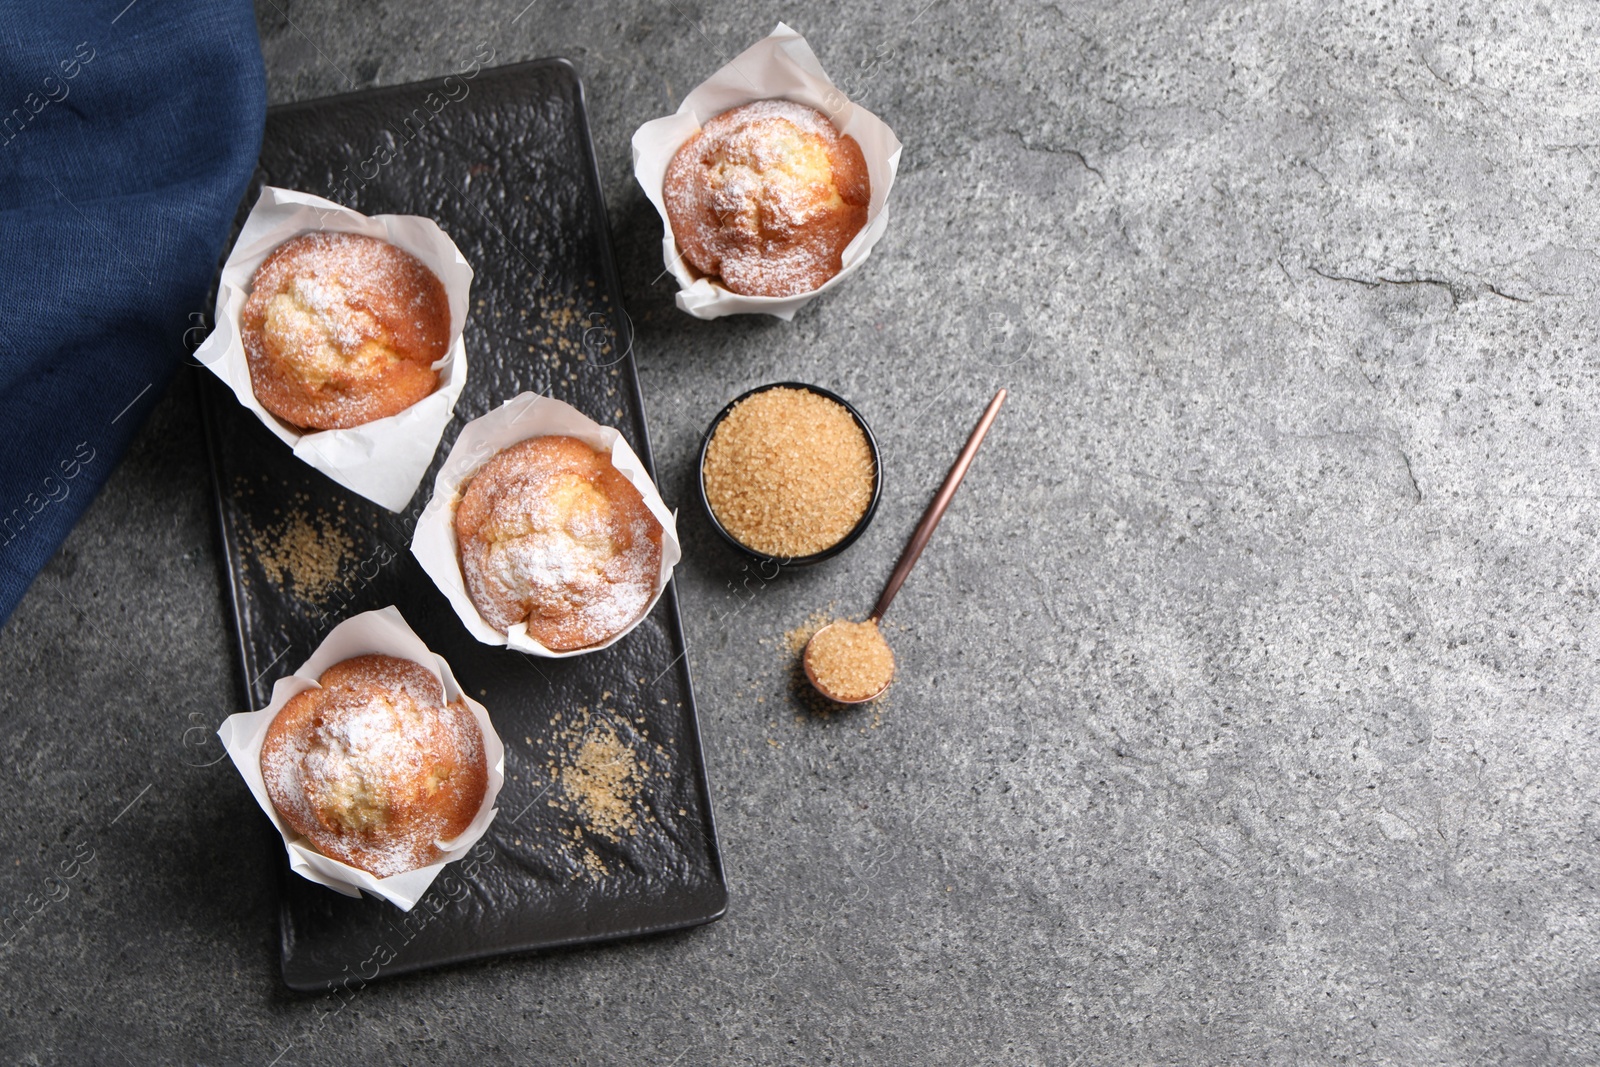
[0,1,265,625]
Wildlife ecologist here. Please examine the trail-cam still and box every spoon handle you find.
[870,387,1007,623]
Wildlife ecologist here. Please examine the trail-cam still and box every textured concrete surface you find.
[4,1,1600,1063]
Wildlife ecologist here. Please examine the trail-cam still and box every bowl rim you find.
[696,381,883,568]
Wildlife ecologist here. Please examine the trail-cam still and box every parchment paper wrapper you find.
[194,186,474,511]
[217,606,505,911]
[410,392,682,657]
[631,22,903,321]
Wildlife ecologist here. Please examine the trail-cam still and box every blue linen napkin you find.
[0,0,265,626]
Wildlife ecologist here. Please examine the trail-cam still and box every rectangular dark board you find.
[200,59,726,992]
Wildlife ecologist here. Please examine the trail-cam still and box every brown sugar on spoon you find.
[664,100,870,297]
[454,436,664,652]
[802,389,1008,705]
[259,654,487,878]
[242,232,450,431]
[803,618,894,703]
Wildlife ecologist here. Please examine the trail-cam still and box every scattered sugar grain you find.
[246,506,355,602]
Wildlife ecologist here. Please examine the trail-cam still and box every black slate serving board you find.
[199,59,726,992]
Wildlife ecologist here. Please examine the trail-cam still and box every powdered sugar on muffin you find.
[260,653,487,878]
[663,99,870,297]
[242,231,449,431]
[454,436,664,651]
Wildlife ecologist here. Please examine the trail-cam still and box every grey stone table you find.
[3,1,1598,1063]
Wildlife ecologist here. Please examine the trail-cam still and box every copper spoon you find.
[804,387,1008,703]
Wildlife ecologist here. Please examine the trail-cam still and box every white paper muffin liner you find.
[410,392,682,657]
[631,22,903,321]
[216,606,505,911]
[194,186,474,511]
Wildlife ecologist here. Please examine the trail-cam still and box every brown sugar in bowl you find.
[697,382,881,567]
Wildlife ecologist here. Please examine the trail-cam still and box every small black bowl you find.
[696,381,883,569]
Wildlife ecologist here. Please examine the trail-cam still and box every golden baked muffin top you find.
[454,435,664,652]
[663,99,870,298]
[260,653,487,877]
[242,231,449,431]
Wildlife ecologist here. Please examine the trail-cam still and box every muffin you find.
[260,653,487,877]
[663,100,870,297]
[242,232,450,431]
[454,436,664,651]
